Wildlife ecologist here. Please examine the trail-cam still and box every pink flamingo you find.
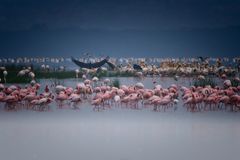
[23,92,39,109]
[0,92,5,102]
[3,94,20,110]
[128,93,142,109]
[56,91,68,108]
[68,93,82,109]
[158,98,172,112]
[31,97,53,111]
[92,98,104,111]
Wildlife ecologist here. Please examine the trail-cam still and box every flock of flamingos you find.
[0,75,240,112]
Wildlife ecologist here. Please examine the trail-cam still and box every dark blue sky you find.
[0,0,240,57]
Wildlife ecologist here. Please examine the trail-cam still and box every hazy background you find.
[0,0,240,58]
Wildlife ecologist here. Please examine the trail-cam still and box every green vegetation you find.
[35,71,75,79]
[0,70,75,83]
[230,78,240,87]
[0,64,137,83]
[192,77,217,87]
[0,71,30,83]
[91,70,135,78]
[2,64,237,85]
[111,79,120,88]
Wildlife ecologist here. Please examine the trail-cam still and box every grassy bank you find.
[192,78,217,88]
[0,69,136,83]
[91,70,135,78]
[0,71,76,83]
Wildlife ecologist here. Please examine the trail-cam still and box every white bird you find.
[17,69,30,76]
[173,99,179,104]
[154,84,162,90]
[135,82,144,89]
[3,70,7,83]
[3,70,7,76]
[114,95,121,106]
[28,72,35,79]
[92,76,99,82]
[18,70,26,76]
[41,64,46,70]
[136,72,143,77]
[0,83,4,90]
[104,78,110,84]
[59,66,64,71]
[198,75,205,80]
[114,95,121,102]
[84,79,91,85]
[30,80,36,86]
[174,75,179,81]
[82,74,87,79]
[75,69,80,73]
[75,69,80,78]
[223,80,232,87]
[55,85,66,94]
[101,67,108,71]
[0,67,6,70]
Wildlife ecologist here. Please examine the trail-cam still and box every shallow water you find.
[0,77,239,160]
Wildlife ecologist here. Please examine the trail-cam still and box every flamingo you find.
[0,92,5,102]
[28,72,35,79]
[104,78,111,85]
[3,94,19,110]
[3,70,7,83]
[223,80,232,88]
[23,93,39,109]
[114,95,121,107]
[31,97,53,111]
[75,69,80,78]
[92,98,103,111]
[17,69,30,76]
[157,98,172,112]
[135,82,144,89]
[55,85,66,94]
[68,93,82,109]
[56,92,68,108]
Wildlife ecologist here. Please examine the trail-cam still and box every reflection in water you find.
[0,77,239,160]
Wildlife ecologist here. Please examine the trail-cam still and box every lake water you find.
[0,77,239,160]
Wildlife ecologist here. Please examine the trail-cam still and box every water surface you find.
[0,77,239,160]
